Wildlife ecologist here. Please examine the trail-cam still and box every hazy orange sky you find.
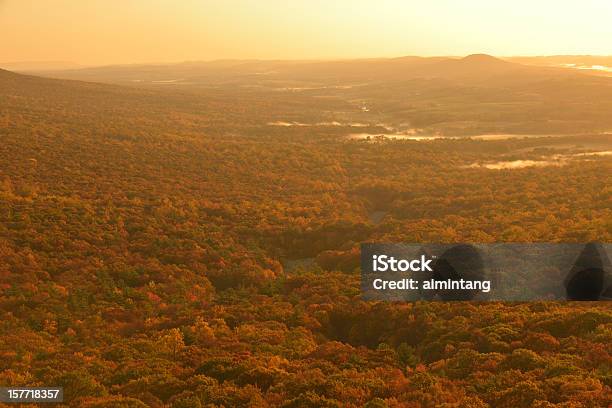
[2,0,612,65]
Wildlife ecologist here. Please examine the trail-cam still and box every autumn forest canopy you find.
[0,55,611,407]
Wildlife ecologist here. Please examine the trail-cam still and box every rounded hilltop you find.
[461,54,507,63]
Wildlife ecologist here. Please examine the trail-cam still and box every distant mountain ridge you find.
[24,53,586,86]
[0,61,85,72]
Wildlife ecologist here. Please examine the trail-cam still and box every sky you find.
[1,0,612,65]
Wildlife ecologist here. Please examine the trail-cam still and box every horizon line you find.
[3,54,612,70]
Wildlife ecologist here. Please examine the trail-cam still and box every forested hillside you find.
[0,69,611,407]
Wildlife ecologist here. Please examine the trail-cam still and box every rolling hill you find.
[0,66,611,407]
